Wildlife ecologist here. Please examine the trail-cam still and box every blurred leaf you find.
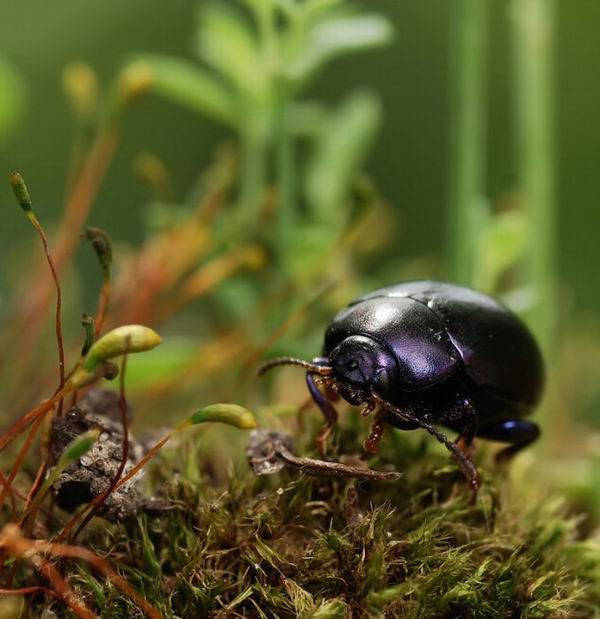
[306,91,382,222]
[0,56,25,141]
[287,222,334,283]
[117,339,198,391]
[132,55,238,127]
[475,210,527,293]
[195,3,264,101]
[288,13,393,83]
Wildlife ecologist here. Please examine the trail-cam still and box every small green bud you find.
[189,404,257,430]
[8,172,32,212]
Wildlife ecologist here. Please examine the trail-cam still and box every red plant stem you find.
[0,414,47,512]
[3,133,118,389]
[0,386,70,513]
[21,444,54,534]
[0,384,72,454]
[94,278,111,338]
[1,526,162,619]
[27,213,65,414]
[34,557,95,619]
[0,471,17,514]
[114,432,172,492]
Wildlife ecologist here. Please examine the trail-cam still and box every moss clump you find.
[39,421,599,619]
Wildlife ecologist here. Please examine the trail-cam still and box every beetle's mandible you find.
[260,281,544,496]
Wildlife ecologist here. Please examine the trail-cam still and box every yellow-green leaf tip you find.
[190,404,257,430]
[81,324,162,372]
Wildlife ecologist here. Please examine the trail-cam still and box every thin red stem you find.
[29,215,65,414]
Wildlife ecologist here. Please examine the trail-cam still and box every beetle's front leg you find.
[361,410,385,458]
[306,358,338,455]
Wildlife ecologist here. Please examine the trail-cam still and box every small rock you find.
[50,389,145,521]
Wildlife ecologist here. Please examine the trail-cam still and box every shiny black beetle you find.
[260,281,544,493]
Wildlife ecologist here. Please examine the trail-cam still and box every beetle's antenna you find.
[258,357,334,376]
[370,392,480,496]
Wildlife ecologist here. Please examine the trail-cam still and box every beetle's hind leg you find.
[306,358,338,455]
[476,419,540,462]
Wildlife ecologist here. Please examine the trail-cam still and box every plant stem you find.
[448,0,489,286]
[510,0,556,354]
[238,128,267,232]
[275,84,295,273]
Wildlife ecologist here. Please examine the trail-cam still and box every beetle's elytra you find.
[260,281,544,495]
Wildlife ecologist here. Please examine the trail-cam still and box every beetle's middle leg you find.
[373,393,481,500]
[306,357,338,454]
[438,397,479,457]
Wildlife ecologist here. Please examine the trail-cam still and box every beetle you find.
[260,281,544,494]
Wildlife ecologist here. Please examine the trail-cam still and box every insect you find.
[260,281,544,495]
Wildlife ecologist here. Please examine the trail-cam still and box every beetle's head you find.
[329,335,398,404]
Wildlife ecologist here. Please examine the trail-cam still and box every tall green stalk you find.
[511,0,556,354]
[448,0,489,286]
[275,85,296,273]
[238,126,268,232]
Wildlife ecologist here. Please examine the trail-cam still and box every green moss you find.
[42,422,600,619]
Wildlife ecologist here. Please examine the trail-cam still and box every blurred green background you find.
[1,0,600,443]
[1,0,598,315]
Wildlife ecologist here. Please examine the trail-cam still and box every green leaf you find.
[58,430,101,470]
[288,14,393,83]
[130,55,238,127]
[475,210,528,293]
[195,3,264,101]
[115,338,198,391]
[306,90,382,222]
[189,404,257,429]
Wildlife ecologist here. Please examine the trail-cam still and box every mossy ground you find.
[11,412,598,619]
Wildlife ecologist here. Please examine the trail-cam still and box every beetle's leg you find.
[476,419,540,463]
[372,393,480,501]
[362,410,385,457]
[445,398,479,457]
[306,367,338,455]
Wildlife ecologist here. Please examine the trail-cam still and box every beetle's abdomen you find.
[324,297,461,392]
[358,281,545,409]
